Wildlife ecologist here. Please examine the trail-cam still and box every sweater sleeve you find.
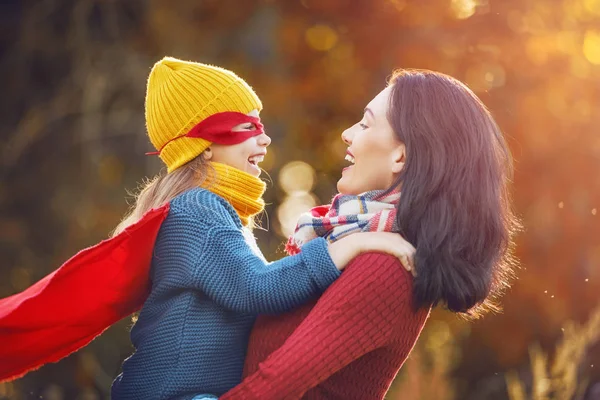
[191,223,340,314]
[220,253,416,400]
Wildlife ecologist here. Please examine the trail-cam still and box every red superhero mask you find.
[146,111,265,156]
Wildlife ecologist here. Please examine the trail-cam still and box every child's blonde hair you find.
[112,155,210,237]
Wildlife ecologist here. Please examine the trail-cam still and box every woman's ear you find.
[391,144,405,174]
[203,148,213,161]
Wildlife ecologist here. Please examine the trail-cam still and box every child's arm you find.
[183,218,414,315]
[191,223,340,314]
[219,253,426,399]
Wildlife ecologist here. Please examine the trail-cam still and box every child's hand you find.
[329,232,417,276]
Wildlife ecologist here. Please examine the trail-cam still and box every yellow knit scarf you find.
[200,162,266,226]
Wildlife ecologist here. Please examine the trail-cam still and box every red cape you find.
[0,204,170,382]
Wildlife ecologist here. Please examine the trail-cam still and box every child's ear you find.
[391,144,405,174]
[203,148,213,161]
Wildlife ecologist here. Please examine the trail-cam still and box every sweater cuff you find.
[300,237,341,292]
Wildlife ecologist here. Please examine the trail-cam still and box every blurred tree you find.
[1,0,599,398]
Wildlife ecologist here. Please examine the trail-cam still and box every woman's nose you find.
[341,128,352,145]
[258,132,271,147]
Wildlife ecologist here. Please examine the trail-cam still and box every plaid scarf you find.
[286,189,400,255]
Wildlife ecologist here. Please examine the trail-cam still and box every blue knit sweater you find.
[111,188,339,400]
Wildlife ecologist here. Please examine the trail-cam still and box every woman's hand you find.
[327,232,417,276]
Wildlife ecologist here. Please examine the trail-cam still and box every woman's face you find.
[208,109,271,177]
[337,86,405,195]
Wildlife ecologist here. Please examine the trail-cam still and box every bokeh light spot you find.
[277,192,318,237]
[450,0,477,19]
[464,63,506,91]
[305,24,338,52]
[583,0,600,15]
[278,161,316,195]
[583,30,600,64]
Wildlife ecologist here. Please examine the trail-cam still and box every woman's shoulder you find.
[347,252,412,276]
[313,251,427,331]
[342,252,429,322]
[341,252,415,297]
[169,187,240,227]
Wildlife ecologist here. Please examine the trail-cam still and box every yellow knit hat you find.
[145,57,263,172]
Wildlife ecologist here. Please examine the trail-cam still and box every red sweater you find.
[221,252,431,400]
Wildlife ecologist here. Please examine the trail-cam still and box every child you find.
[0,57,415,399]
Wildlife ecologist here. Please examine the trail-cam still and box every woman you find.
[221,69,519,399]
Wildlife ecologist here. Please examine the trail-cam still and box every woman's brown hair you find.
[386,69,520,317]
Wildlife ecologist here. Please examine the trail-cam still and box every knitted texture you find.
[145,57,263,172]
[111,188,340,400]
[201,162,266,226]
[221,253,431,400]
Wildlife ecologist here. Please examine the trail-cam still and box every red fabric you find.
[221,253,430,400]
[187,112,264,144]
[146,112,264,155]
[0,204,170,383]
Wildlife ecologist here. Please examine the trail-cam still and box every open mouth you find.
[248,154,265,167]
[343,151,355,171]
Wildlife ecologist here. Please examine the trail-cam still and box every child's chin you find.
[246,163,261,176]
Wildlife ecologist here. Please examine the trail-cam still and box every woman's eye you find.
[359,123,368,129]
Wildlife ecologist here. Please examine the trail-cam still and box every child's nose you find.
[258,133,271,147]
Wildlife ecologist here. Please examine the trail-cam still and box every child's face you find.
[208,109,271,177]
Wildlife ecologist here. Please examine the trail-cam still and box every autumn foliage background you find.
[1,0,599,399]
